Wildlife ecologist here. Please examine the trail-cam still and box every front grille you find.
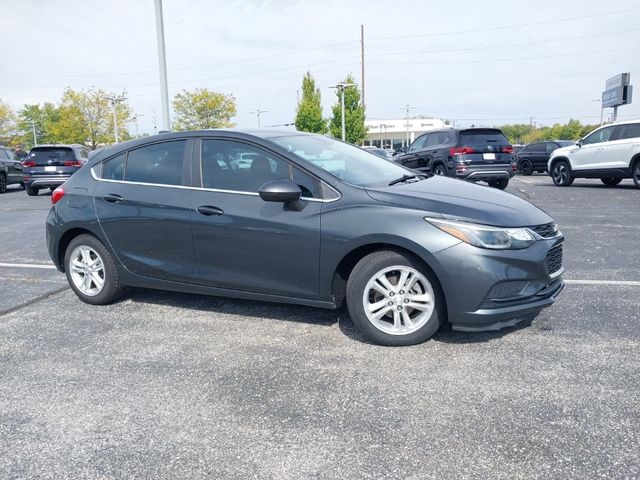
[529,222,558,238]
[545,245,563,275]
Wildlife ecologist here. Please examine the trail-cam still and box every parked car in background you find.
[361,146,393,160]
[0,145,24,193]
[515,140,575,175]
[393,128,516,189]
[548,120,640,188]
[46,130,564,346]
[512,144,525,155]
[22,145,89,196]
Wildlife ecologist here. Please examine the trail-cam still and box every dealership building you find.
[363,118,448,150]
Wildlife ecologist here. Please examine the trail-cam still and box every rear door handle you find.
[196,205,224,216]
[103,194,124,203]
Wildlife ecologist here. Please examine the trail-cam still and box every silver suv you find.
[548,120,640,188]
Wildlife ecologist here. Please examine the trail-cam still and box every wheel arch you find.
[549,156,571,172]
[56,227,102,271]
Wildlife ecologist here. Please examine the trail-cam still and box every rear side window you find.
[102,153,126,181]
[617,123,640,140]
[125,141,186,186]
[26,147,76,165]
[459,130,509,146]
[529,143,546,153]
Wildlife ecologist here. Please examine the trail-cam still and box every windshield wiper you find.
[388,174,427,186]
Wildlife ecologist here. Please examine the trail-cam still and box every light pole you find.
[331,82,357,141]
[250,109,268,128]
[30,121,37,146]
[403,104,416,147]
[105,94,127,143]
[154,0,171,131]
[592,99,604,125]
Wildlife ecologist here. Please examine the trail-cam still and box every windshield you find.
[269,134,412,187]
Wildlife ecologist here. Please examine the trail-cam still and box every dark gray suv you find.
[23,144,88,196]
[394,128,517,189]
[46,130,564,346]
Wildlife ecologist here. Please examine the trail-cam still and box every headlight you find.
[425,218,535,250]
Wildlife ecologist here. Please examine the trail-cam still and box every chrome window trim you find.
[90,167,341,202]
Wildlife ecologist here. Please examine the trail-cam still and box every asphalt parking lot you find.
[0,176,638,479]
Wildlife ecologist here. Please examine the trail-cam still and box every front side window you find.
[582,126,615,145]
[125,141,186,186]
[201,140,320,197]
[409,135,428,152]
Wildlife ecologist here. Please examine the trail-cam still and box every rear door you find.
[459,129,511,166]
[93,139,196,283]
[1,149,22,184]
[603,123,640,170]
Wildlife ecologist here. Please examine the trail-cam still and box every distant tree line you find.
[499,119,601,145]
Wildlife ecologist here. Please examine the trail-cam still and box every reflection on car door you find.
[94,140,196,283]
[190,139,322,299]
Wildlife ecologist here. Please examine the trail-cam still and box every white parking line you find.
[0,262,57,270]
[565,279,640,287]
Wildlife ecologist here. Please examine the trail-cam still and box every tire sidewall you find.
[0,173,6,193]
[433,164,446,176]
[520,159,533,176]
[633,160,640,188]
[552,160,572,186]
[346,251,444,346]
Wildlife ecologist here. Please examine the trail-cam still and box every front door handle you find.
[103,194,124,203]
[196,205,224,216]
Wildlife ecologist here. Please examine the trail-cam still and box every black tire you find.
[49,186,56,192]
[346,250,444,346]
[433,164,447,176]
[488,178,509,190]
[519,159,534,176]
[64,234,124,305]
[0,173,6,193]
[600,177,622,186]
[551,160,574,186]
[632,159,640,189]
[25,185,39,196]
[19,182,25,189]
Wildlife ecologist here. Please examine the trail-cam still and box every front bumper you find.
[429,237,564,331]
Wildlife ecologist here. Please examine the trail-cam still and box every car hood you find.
[365,176,553,227]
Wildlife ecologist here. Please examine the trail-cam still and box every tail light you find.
[51,186,65,205]
[502,145,514,153]
[455,165,468,173]
[63,160,82,167]
[511,163,518,172]
[23,160,36,167]
[449,146,477,155]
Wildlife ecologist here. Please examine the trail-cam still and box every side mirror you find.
[576,140,583,148]
[258,179,302,203]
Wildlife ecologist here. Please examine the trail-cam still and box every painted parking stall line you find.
[0,262,58,270]
[564,279,640,287]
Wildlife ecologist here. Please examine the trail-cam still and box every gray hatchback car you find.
[46,130,564,346]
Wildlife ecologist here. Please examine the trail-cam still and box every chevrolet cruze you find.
[46,130,564,346]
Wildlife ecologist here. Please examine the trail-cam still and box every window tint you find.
[102,153,126,181]
[529,143,546,153]
[618,123,640,140]
[582,126,615,145]
[408,135,428,152]
[202,140,291,193]
[459,129,509,146]
[26,147,75,165]
[125,141,185,185]
[292,167,320,198]
[546,143,559,154]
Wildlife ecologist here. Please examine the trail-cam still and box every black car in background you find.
[23,144,89,196]
[46,130,564,346]
[393,128,516,189]
[0,145,24,193]
[515,140,575,175]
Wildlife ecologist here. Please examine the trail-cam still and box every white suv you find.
[548,120,640,188]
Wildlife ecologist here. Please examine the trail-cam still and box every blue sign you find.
[602,85,633,108]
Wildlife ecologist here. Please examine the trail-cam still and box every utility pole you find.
[250,109,268,128]
[154,0,171,131]
[331,82,357,141]
[529,116,534,136]
[403,104,416,147]
[361,24,365,110]
[30,122,37,147]
[105,94,127,143]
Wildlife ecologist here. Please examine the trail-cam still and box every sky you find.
[2,0,640,136]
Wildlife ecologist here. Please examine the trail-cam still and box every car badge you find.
[487,146,494,152]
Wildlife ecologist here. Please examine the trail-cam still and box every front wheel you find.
[346,251,443,346]
[601,177,622,186]
[551,160,574,186]
[519,159,533,176]
[488,178,509,190]
[64,234,124,305]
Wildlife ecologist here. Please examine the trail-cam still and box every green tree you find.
[295,71,326,134]
[17,103,61,148]
[49,88,132,149]
[329,75,366,144]
[172,88,236,130]
[0,99,17,146]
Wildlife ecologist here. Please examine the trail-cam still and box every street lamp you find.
[330,82,357,141]
[402,104,416,147]
[250,109,268,128]
[105,94,127,143]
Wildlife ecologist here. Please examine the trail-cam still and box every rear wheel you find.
[64,234,124,305]
[601,177,622,186]
[25,185,39,196]
[433,164,447,176]
[488,178,509,190]
[519,159,533,176]
[346,251,443,346]
[551,160,574,186]
[633,160,640,188]
[0,173,6,193]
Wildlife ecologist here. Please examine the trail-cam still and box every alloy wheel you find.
[362,265,435,335]
[68,245,105,296]
[434,165,446,176]
[633,162,640,188]
[552,163,570,186]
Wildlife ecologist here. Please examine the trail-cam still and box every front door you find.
[190,138,322,299]
[572,126,616,171]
